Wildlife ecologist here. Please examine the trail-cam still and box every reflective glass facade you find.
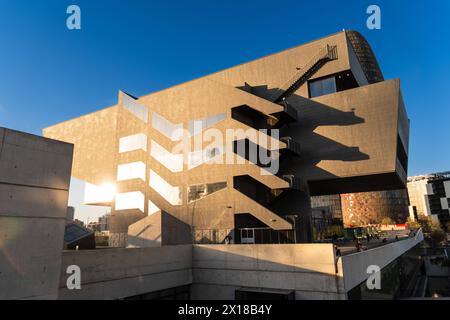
[149,170,182,205]
[115,191,145,212]
[150,140,183,173]
[122,94,148,123]
[119,133,147,153]
[117,162,146,181]
[152,112,183,141]
[188,113,226,136]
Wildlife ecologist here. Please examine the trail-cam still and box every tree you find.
[416,215,433,233]
[416,216,446,247]
[381,217,395,225]
[429,220,446,246]
[407,217,420,230]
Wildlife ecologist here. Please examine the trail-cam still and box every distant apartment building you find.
[311,190,409,230]
[341,190,409,227]
[407,172,450,227]
[99,213,112,232]
[87,221,101,232]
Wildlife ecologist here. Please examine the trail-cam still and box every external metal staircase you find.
[271,44,338,103]
[280,137,301,156]
[229,46,338,237]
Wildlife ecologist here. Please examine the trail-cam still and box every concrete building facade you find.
[43,30,409,247]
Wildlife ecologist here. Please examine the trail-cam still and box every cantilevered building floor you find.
[44,30,409,247]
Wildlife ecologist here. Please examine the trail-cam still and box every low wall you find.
[58,245,192,300]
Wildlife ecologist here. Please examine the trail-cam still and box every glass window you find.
[119,133,147,153]
[148,200,160,216]
[188,181,227,203]
[309,76,337,98]
[188,146,224,169]
[150,140,183,173]
[188,150,204,170]
[149,170,182,205]
[152,112,183,141]
[189,119,205,137]
[117,162,146,181]
[188,113,226,136]
[83,182,116,205]
[122,93,148,123]
[188,184,206,203]
[206,113,226,127]
[115,191,145,212]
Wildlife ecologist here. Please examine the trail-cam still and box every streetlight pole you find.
[191,190,203,244]
[286,215,299,243]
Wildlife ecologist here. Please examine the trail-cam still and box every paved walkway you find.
[337,234,410,256]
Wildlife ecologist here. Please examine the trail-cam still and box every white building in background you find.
[407,172,450,225]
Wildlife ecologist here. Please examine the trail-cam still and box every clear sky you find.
[0,0,449,179]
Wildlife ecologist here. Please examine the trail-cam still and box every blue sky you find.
[0,0,449,177]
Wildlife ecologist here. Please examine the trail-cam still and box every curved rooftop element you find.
[346,30,384,84]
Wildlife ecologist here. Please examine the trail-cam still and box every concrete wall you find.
[58,245,192,300]
[341,229,424,291]
[191,244,346,300]
[0,128,73,299]
[305,79,401,181]
[127,212,163,248]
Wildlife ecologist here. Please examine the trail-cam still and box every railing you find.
[193,228,234,244]
[239,227,296,244]
[281,174,305,191]
[280,136,301,155]
[277,102,298,121]
[192,227,297,244]
[233,188,293,230]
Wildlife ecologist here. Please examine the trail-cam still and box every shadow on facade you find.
[238,84,369,180]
